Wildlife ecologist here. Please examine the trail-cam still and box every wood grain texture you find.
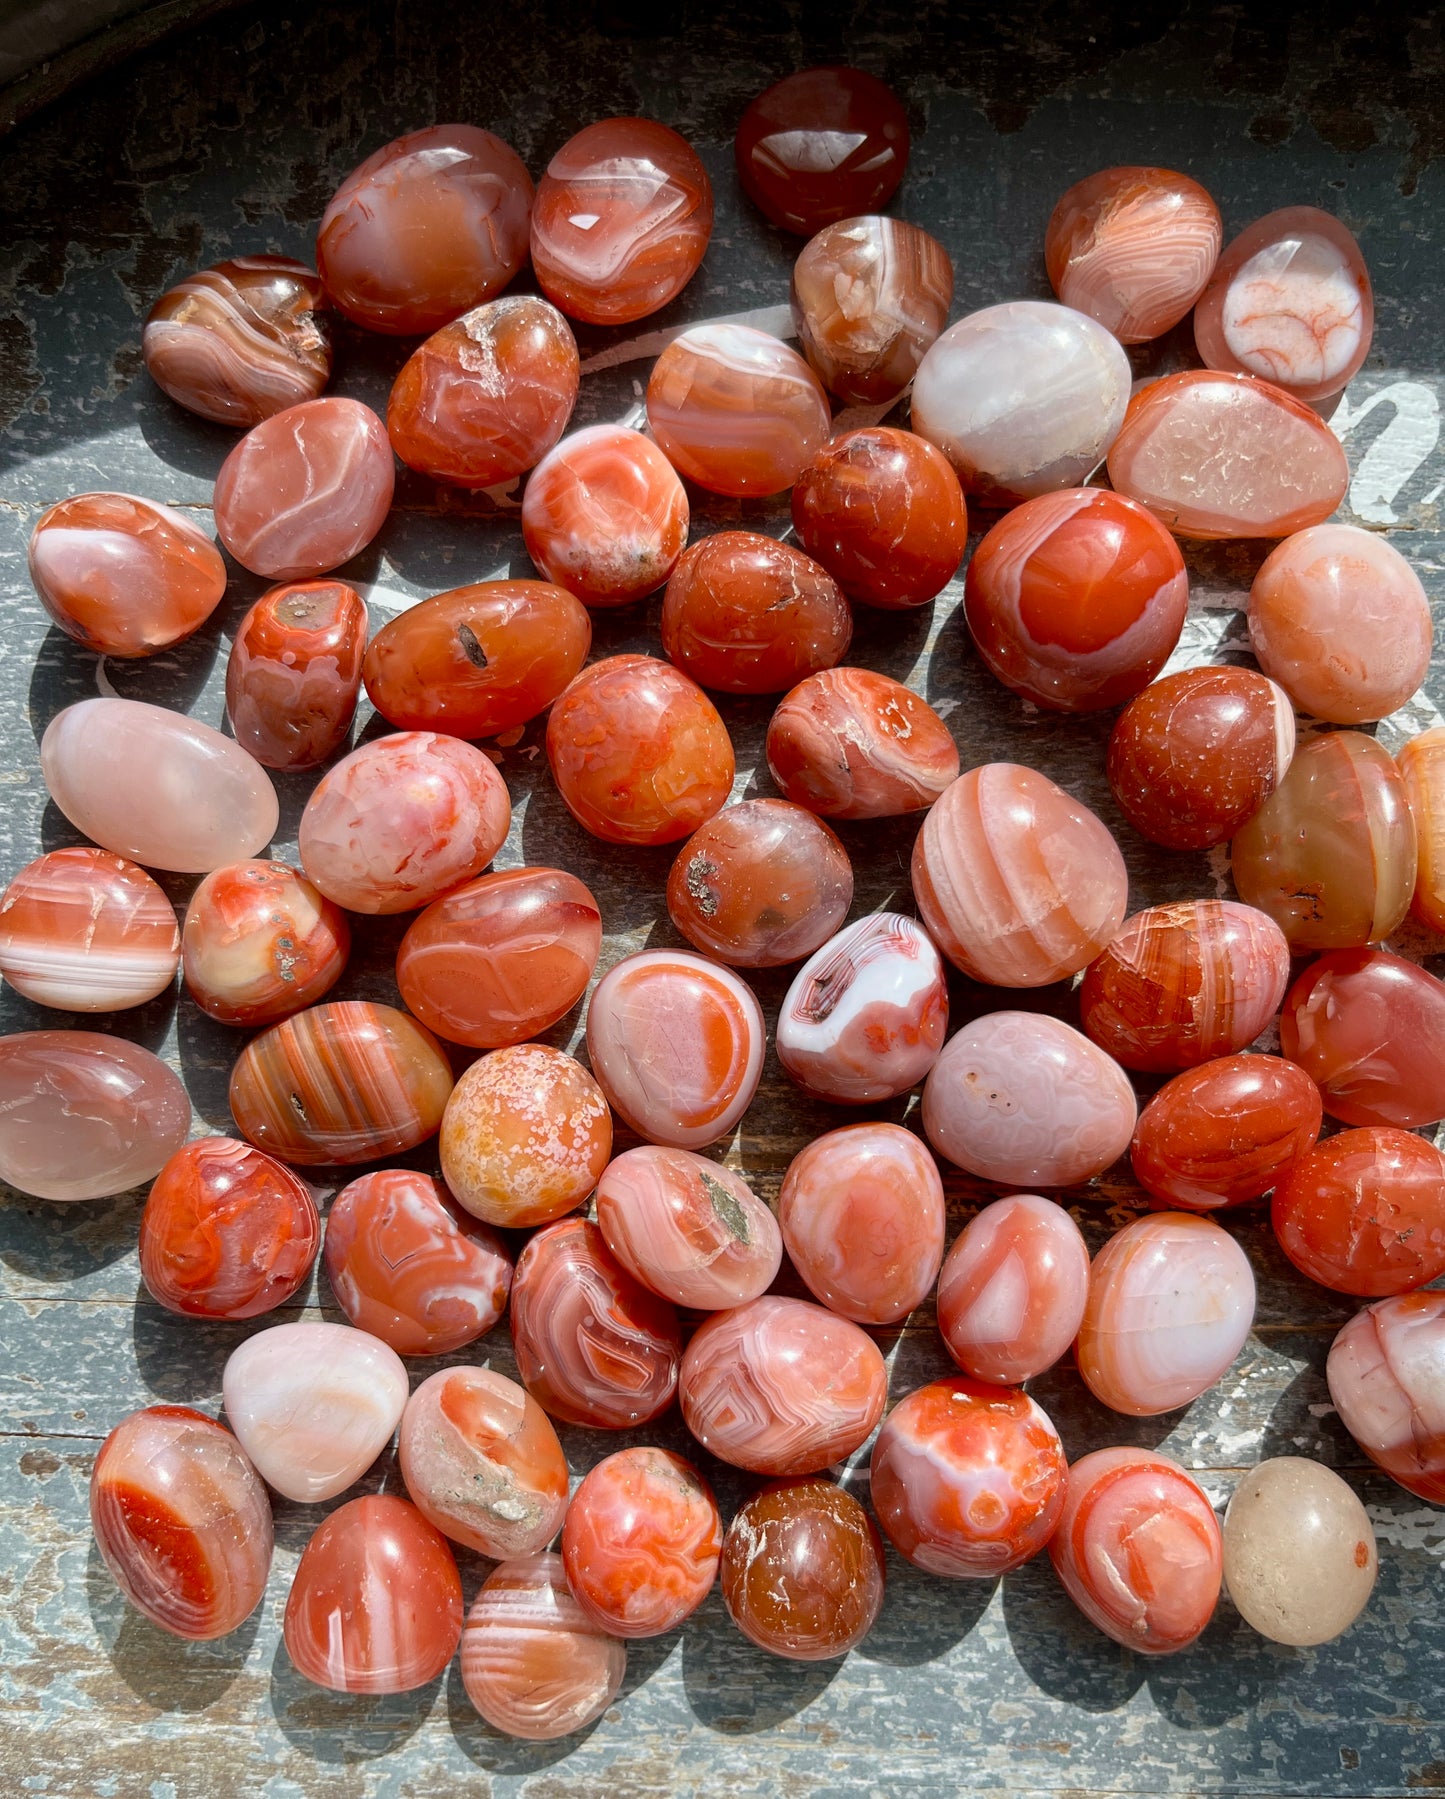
[2,2,1445,1793]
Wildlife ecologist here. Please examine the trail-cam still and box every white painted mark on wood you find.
[1332,379,1441,524]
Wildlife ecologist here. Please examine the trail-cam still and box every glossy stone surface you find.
[510,1217,681,1430]
[1049,1448,1222,1654]
[923,1011,1136,1189]
[1231,730,1416,952]
[1281,949,1445,1128]
[1248,524,1432,724]
[775,913,947,1104]
[298,732,510,915]
[1107,667,1296,851]
[646,323,830,497]
[397,866,601,1049]
[913,764,1128,986]
[1045,166,1222,343]
[1078,900,1291,1074]
[665,799,853,968]
[362,579,592,739]
[143,255,330,426]
[721,1478,885,1661]
[1130,1054,1323,1211]
[213,397,394,579]
[0,1030,189,1201]
[792,426,968,609]
[182,860,347,1028]
[547,654,735,846]
[1272,1127,1445,1297]
[1106,369,1350,540]
[964,488,1188,712]
[229,1001,454,1166]
[911,301,1131,504]
[222,1321,409,1502]
[531,116,713,325]
[660,531,852,695]
[461,1553,626,1740]
[1326,1292,1445,1503]
[767,667,959,819]
[140,1136,319,1319]
[778,1122,946,1326]
[1076,1214,1256,1416]
[90,1406,272,1641]
[439,1042,612,1228]
[595,1144,782,1311]
[0,848,179,1012]
[792,215,952,402]
[521,426,689,607]
[225,579,366,770]
[586,948,765,1150]
[1399,727,1445,933]
[1195,206,1373,402]
[398,1366,569,1560]
[29,492,226,657]
[936,1194,1090,1384]
[561,1447,721,1639]
[735,66,909,235]
[42,699,279,875]
[1222,1457,1377,1646]
[679,1295,887,1475]
[388,296,579,488]
[323,1170,511,1355]
[283,1495,462,1694]
[871,1378,1066,1577]
[316,124,533,335]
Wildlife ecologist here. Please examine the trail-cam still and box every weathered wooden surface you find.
[2,3,1445,1794]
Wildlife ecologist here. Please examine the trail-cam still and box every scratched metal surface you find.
[2,4,1445,1795]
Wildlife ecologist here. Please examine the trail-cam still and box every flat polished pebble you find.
[143,254,331,426]
[182,860,349,1028]
[222,1320,409,1502]
[1327,1292,1445,1502]
[1280,948,1445,1128]
[225,579,366,771]
[679,1294,887,1475]
[922,1011,1136,1188]
[0,1030,189,1201]
[1076,1214,1256,1416]
[213,397,394,579]
[775,913,947,1104]
[1271,1127,1445,1297]
[1049,1447,1222,1653]
[41,698,279,874]
[912,763,1128,986]
[228,1000,454,1166]
[461,1553,626,1740]
[936,1195,1090,1384]
[0,848,179,1012]
[767,667,959,819]
[1223,1456,1377,1646]
[586,949,764,1149]
[735,65,909,235]
[90,1406,272,1641]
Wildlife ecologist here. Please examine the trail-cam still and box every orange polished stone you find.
[661,531,853,694]
[1106,369,1349,540]
[521,426,688,608]
[362,579,590,740]
[1045,166,1222,344]
[0,847,179,1013]
[317,124,533,335]
[547,654,735,845]
[388,296,579,488]
[531,116,713,326]
[646,324,831,497]
[792,426,967,610]
[1399,727,1445,933]
[182,860,348,1028]
[1273,1128,1445,1297]
[965,488,1188,711]
[1107,667,1296,851]
[735,66,909,236]
[225,580,366,771]
[766,667,959,819]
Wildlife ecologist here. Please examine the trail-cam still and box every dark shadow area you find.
[268,1633,438,1762]
[854,1550,996,1667]
[679,1588,842,1732]
[1000,1554,1147,1712]
[0,1188,145,1282]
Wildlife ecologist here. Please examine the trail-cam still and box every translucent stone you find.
[1223,1457,1377,1646]
[1399,727,1445,933]
[182,860,348,1028]
[1326,1292,1445,1502]
[936,1194,1090,1383]
[225,579,366,770]
[1272,1126,1445,1296]
[0,848,179,1012]
[767,667,959,819]
[735,66,909,235]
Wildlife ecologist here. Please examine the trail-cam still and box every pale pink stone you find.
[221,1320,408,1502]
[1326,1293,1445,1502]
[922,1011,1137,1188]
[936,1195,1090,1383]
[298,732,511,915]
[213,397,395,579]
[41,698,278,874]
